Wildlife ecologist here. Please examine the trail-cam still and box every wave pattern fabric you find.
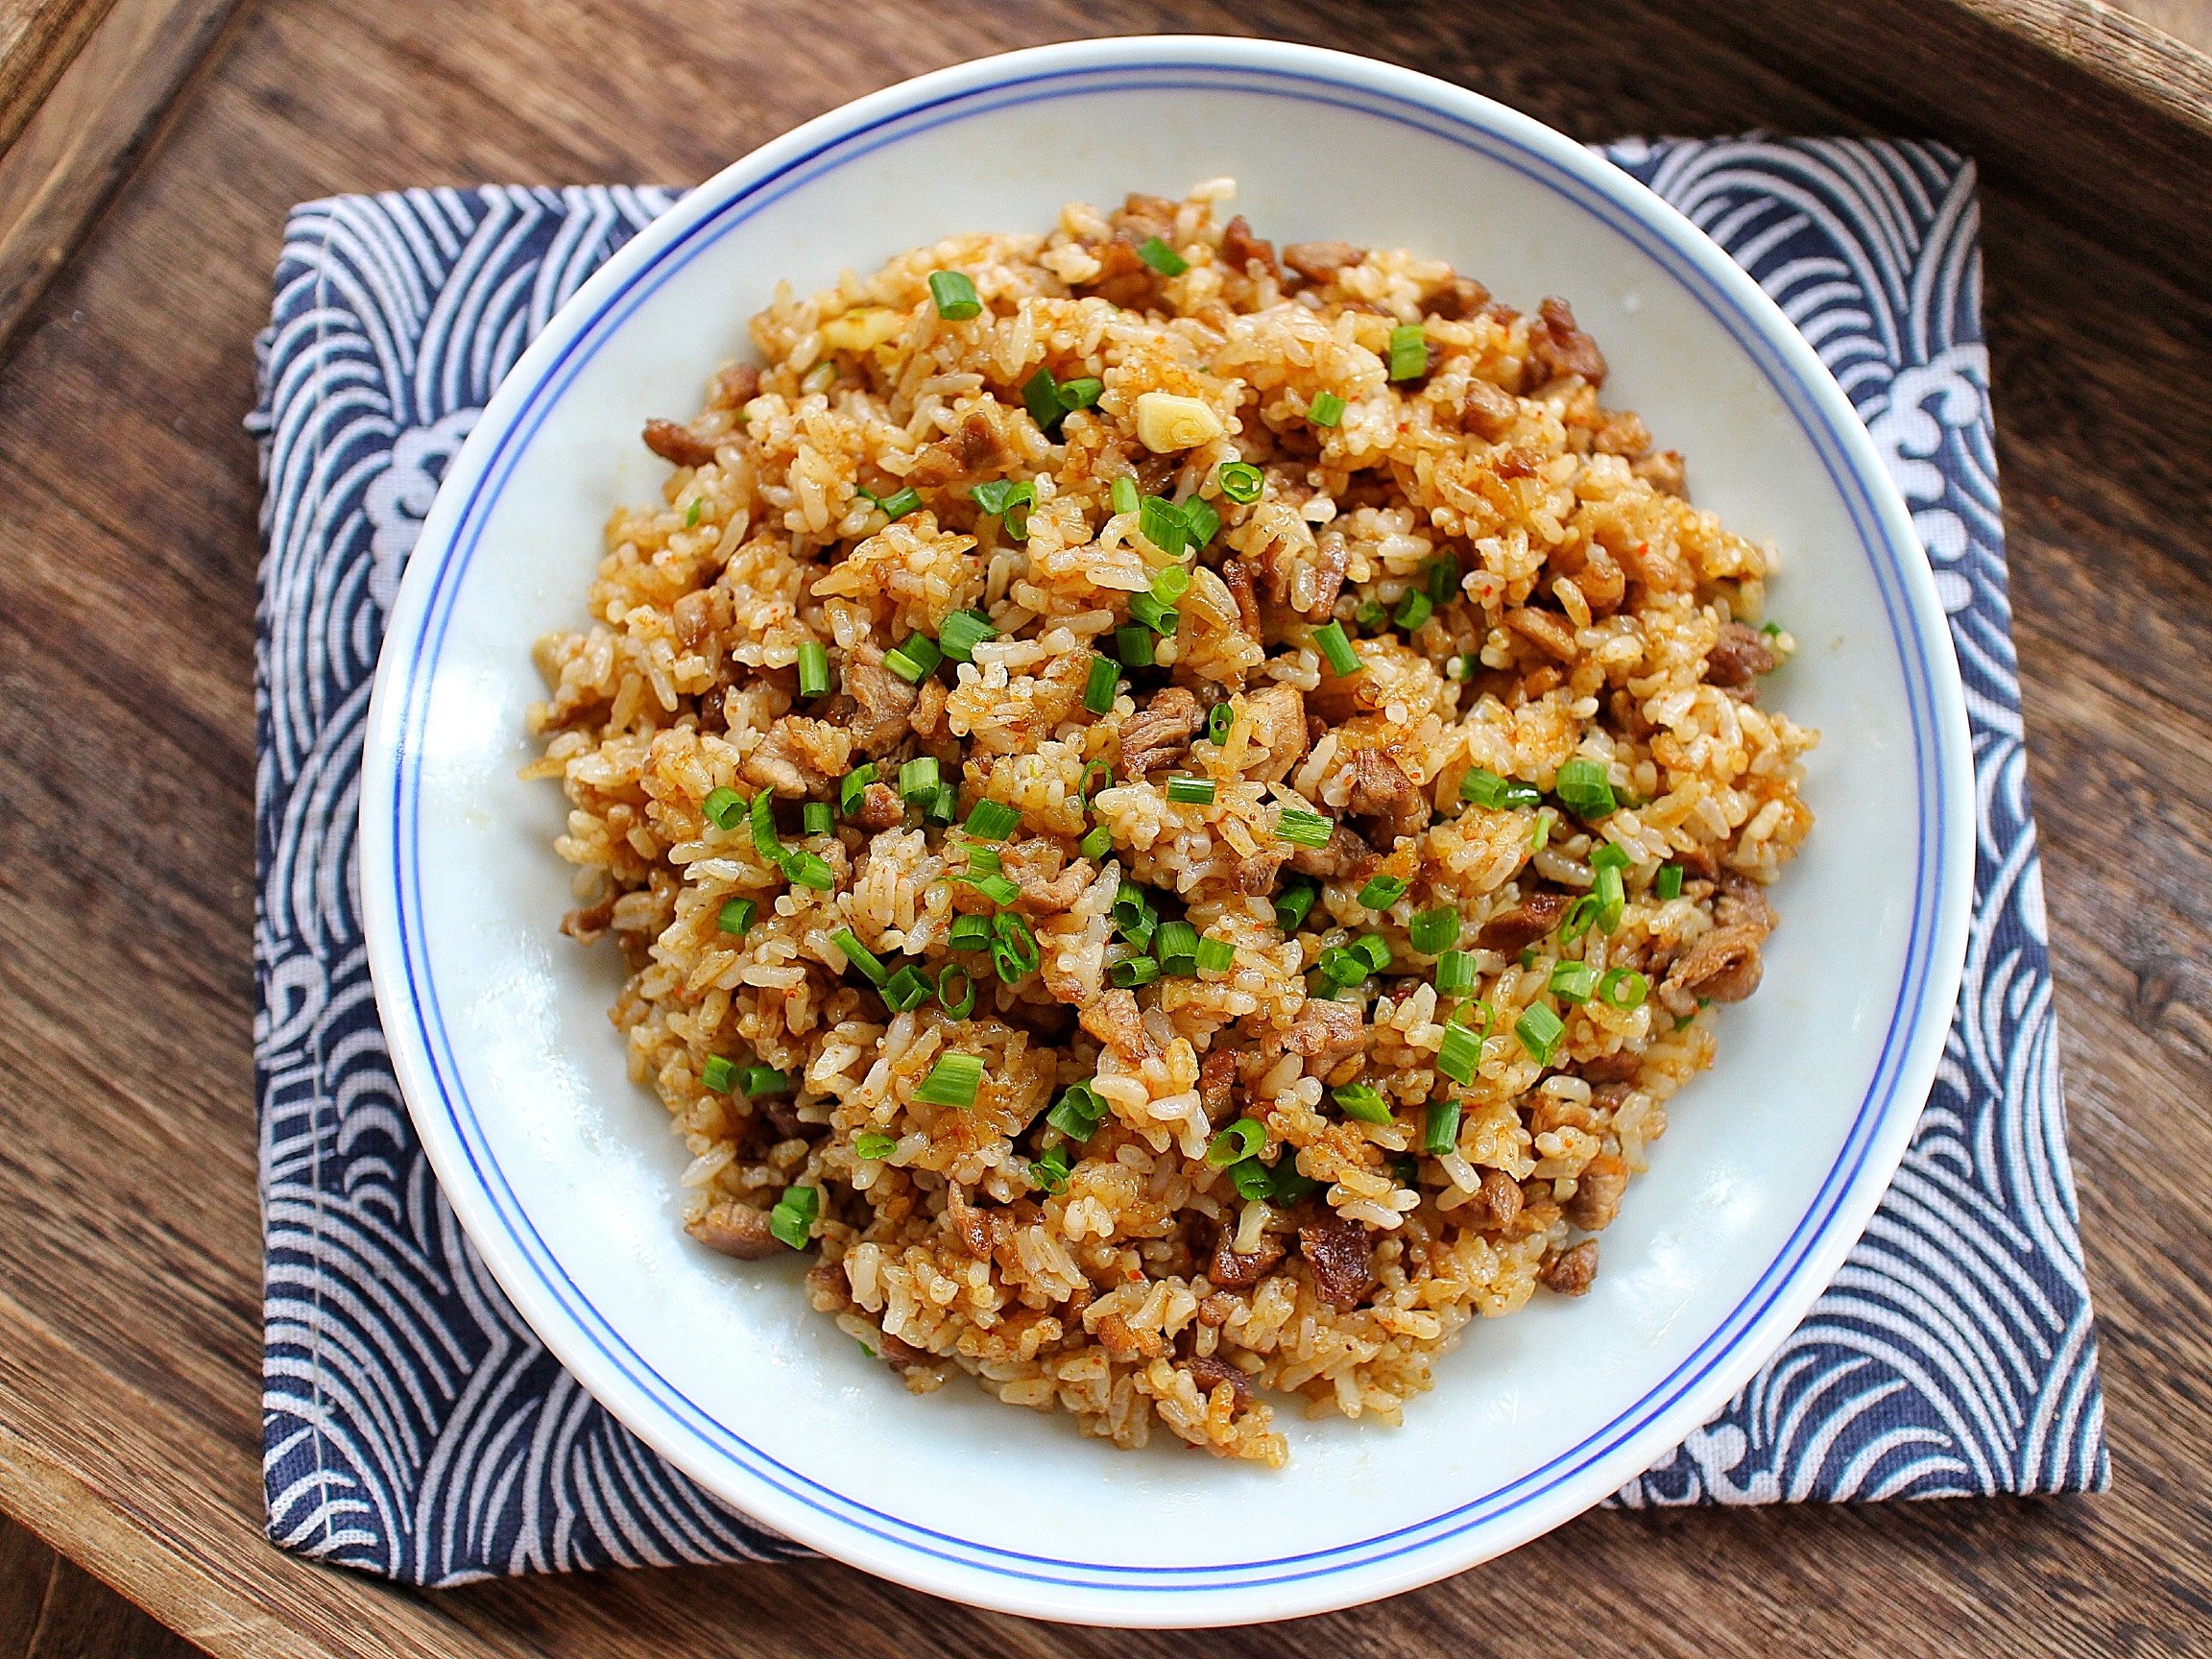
[250,144,2104,1586]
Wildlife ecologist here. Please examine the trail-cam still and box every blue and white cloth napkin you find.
[251,139,2106,1586]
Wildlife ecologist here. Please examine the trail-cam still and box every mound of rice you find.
[523,180,1817,1465]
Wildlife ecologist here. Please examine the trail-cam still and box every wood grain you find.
[0,0,117,156]
[0,2,2208,1657]
[0,1515,204,1658]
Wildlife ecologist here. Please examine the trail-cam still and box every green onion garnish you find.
[1116,625,1156,667]
[925,781,956,827]
[1590,840,1632,873]
[963,841,1002,878]
[937,607,998,662]
[927,270,982,320]
[969,478,1036,519]
[1080,757,1113,805]
[1128,592,1179,635]
[1275,807,1334,849]
[1083,654,1120,714]
[855,1130,897,1160]
[701,1054,737,1092]
[1405,905,1453,954]
[1460,768,1541,810]
[1206,702,1235,745]
[796,640,831,698]
[1023,366,1065,435]
[1386,324,1429,380]
[803,802,832,834]
[1354,597,1388,631]
[963,799,1021,841]
[1312,621,1360,677]
[1561,895,1600,942]
[1656,862,1685,901]
[1331,1082,1390,1124]
[1217,461,1263,504]
[685,498,703,528]
[1554,757,1617,820]
[948,914,993,951]
[716,897,757,937]
[1761,619,1784,638]
[1357,873,1407,909]
[782,848,834,890]
[1436,1021,1485,1085]
[1422,1099,1461,1156]
[1112,879,1155,936]
[1138,494,1188,557]
[742,1066,792,1095]
[1274,878,1319,933]
[937,964,975,1019]
[1109,954,1161,988]
[874,486,922,521]
[992,911,1040,981]
[1309,391,1346,428]
[1593,865,1625,933]
[1150,565,1193,604]
[1270,1161,1320,1205]
[884,632,942,685]
[1426,555,1459,606]
[1317,948,1369,989]
[1394,590,1434,632]
[1599,968,1648,1009]
[1166,776,1215,805]
[1206,1116,1265,1166]
[1353,934,1391,973]
[703,787,745,831]
[1058,376,1104,411]
[1225,1156,1275,1202]
[1137,235,1188,276]
[898,757,940,804]
[768,1184,818,1249]
[913,1053,983,1108]
[1110,474,1140,517]
[1047,1083,1106,1142]
[961,871,1020,907]
[750,788,781,859]
[1434,950,1476,996]
[1551,960,1598,1004]
[838,764,877,816]
[1154,920,1199,975]
[1031,1143,1073,1194]
[1515,1003,1566,1066]
[1080,824,1113,859]
[830,928,888,985]
[1182,497,1220,547]
[882,966,933,1012]
[1194,934,1235,974]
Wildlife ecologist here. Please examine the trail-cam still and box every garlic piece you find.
[819,306,904,352]
[1134,392,1225,453]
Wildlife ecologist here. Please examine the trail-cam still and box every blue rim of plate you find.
[372,45,1960,1608]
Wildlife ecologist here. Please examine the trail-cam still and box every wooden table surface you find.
[2,2,2209,1655]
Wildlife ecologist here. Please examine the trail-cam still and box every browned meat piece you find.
[907,407,1009,486]
[841,645,921,756]
[1218,215,1278,279]
[1347,746,1418,817]
[741,715,853,797]
[1199,1048,1240,1124]
[1003,839,1091,915]
[1466,1167,1525,1232]
[1222,557,1263,639]
[686,1199,782,1260]
[1283,998,1365,1070]
[1186,1353,1254,1407]
[673,590,712,651]
[1308,530,1351,618]
[909,677,949,738]
[1074,233,1158,310]
[1241,684,1308,781]
[1505,605,1579,661]
[1565,1153,1630,1231]
[1092,1310,1166,1362]
[1297,1214,1376,1311]
[1114,192,1179,241]
[875,1328,928,1367]
[1539,1238,1599,1296]
[762,1096,809,1141]
[1461,377,1520,442]
[1529,1094,1598,1137]
[1477,891,1571,955]
[1287,821,1378,881]
[1427,275,1492,320]
[1592,409,1652,457]
[1526,297,1608,390]
[1079,987,1158,1064]
[643,419,717,469]
[560,893,616,946]
[1706,620,1779,688]
[1574,544,1626,612]
[945,1184,996,1260]
[1718,868,1778,937]
[1633,449,1686,496]
[709,362,759,412]
[854,781,904,831]
[1196,1292,1237,1327]
[1209,1227,1286,1290]
[1492,445,1544,481]
[1282,240,1363,283]
[1674,845,1719,883]
[1578,1051,1644,1086]
[1660,925,1766,1015]
[1234,847,1290,896]
[1118,685,1204,778]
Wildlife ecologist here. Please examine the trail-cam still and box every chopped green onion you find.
[1434,950,1476,996]
[685,497,703,528]
[742,1066,792,1096]
[963,799,1021,841]
[717,897,757,937]
[1058,376,1104,411]
[1593,865,1625,933]
[1116,625,1156,667]
[855,1131,897,1160]
[969,478,1037,518]
[937,607,998,662]
[1150,565,1193,605]
[959,871,1020,907]
[1138,494,1188,557]
[1128,592,1179,635]
[1206,702,1235,744]
[884,632,942,685]
[1207,1117,1265,1166]
[1352,933,1391,973]
[1554,757,1617,820]
[1083,654,1121,714]
[803,802,832,834]
[1406,905,1455,955]
[1274,878,1319,933]
[1182,497,1220,547]
[749,788,781,860]
[937,964,975,1019]
[1270,1161,1321,1204]
[1166,776,1215,805]
[830,928,888,985]
[926,781,956,827]
[838,763,878,816]
[1225,1156,1275,1202]
[1357,873,1407,909]
[928,270,982,320]
[948,913,993,951]
[1023,366,1065,434]
[1529,811,1551,854]
[1080,824,1113,859]
[801,361,837,397]
[1599,968,1648,1010]
[1551,960,1598,1004]
[1079,757,1113,805]
[1656,862,1685,901]
[1386,324,1429,381]
[1422,1099,1461,1156]
[882,966,933,1012]
[1312,620,1360,677]
[1393,590,1434,631]
[872,486,922,521]
[703,787,745,831]
[1275,807,1334,849]
[1112,879,1155,935]
[1031,1142,1073,1193]
[1590,840,1632,873]
[768,1184,818,1249]
[1520,947,1540,970]
[1761,619,1784,638]
[1460,768,1541,810]
[1436,1021,1485,1085]
[1110,474,1140,517]
[1137,235,1188,276]
[1110,954,1161,988]
[1561,894,1601,942]
[782,848,834,890]
[1354,597,1388,632]
[1154,920,1199,975]
[898,757,940,804]
[1334,1082,1393,1124]
[913,1053,984,1108]
[1194,934,1235,974]
[993,911,1040,976]
[1426,555,1459,606]
[701,1054,737,1092]
[1515,1003,1567,1066]
[1047,1083,1106,1142]
[1309,391,1346,428]
[1317,947,1370,988]
[1217,461,1264,504]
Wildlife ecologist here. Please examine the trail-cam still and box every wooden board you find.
[0,1,2208,1656]
[0,0,118,155]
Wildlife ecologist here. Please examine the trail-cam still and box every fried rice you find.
[522,180,1818,1466]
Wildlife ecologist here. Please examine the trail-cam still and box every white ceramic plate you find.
[361,36,1973,1627]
